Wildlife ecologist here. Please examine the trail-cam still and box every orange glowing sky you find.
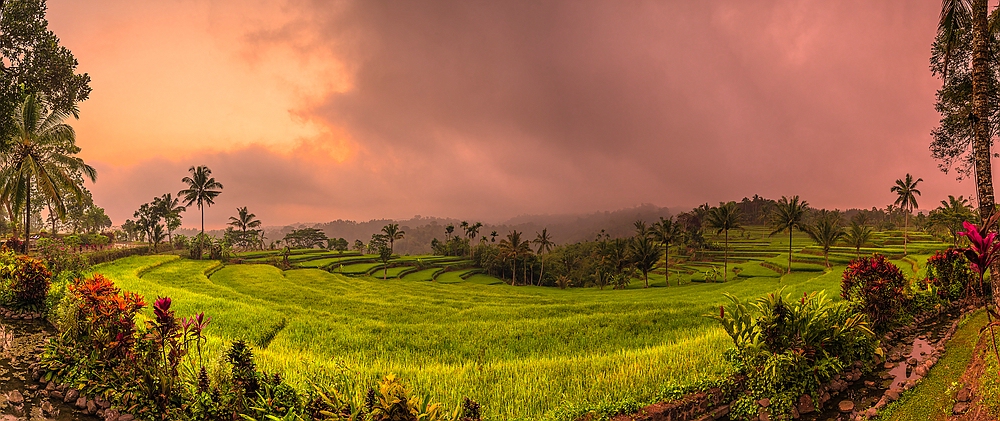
[47,1,975,229]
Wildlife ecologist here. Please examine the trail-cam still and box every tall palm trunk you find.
[23,177,30,254]
[971,0,1000,305]
[787,229,793,276]
[538,256,544,287]
[664,242,670,287]
[512,255,517,286]
[723,229,729,282]
[903,212,909,255]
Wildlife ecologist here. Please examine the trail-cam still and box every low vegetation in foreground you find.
[82,251,896,420]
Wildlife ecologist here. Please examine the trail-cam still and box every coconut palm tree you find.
[844,221,873,257]
[156,193,185,244]
[705,202,742,281]
[805,212,845,268]
[629,234,661,288]
[150,223,167,252]
[178,165,224,240]
[465,222,482,257]
[532,228,555,286]
[228,207,261,250]
[937,0,995,221]
[651,216,682,286]
[0,95,96,253]
[633,220,649,238]
[768,195,810,275]
[499,230,531,286]
[931,195,975,245]
[381,223,405,254]
[891,174,922,255]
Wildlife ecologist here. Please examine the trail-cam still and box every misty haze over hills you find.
[175,204,676,254]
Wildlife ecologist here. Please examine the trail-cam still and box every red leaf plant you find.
[958,214,1000,377]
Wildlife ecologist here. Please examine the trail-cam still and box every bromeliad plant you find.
[709,289,877,419]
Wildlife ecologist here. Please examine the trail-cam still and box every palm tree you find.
[0,95,96,253]
[228,207,261,250]
[381,223,405,254]
[891,173,922,255]
[805,212,845,268]
[843,221,873,257]
[651,216,682,286]
[768,195,810,275]
[445,224,455,241]
[499,230,531,286]
[465,222,482,257]
[178,165,224,240]
[532,228,555,286]
[150,223,167,252]
[156,193,185,244]
[705,202,742,281]
[633,220,649,238]
[931,195,975,245]
[629,234,662,288]
[938,0,995,221]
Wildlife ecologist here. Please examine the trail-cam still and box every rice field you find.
[88,228,948,420]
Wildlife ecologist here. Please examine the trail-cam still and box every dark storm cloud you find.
[244,0,967,219]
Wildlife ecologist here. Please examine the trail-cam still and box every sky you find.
[45,0,974,229]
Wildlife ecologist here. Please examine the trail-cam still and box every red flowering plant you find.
[841,254,907,333]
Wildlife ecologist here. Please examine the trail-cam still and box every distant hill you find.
[178,204,674,255]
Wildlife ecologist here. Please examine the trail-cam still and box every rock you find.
[50,390,63,400]
[45,382,54,391]
[88,399,97,414]
[883,362,896,369]
[865,408,878,418]
[854,360,864,368]
[839,400,855,413]
[64,388,79,403]
[957,387,972,402]
[758,408,770,421]
[75,396,87,409]
[907,357,918,366]
[885,389,901,401]
[103,409,120,421]
[905,379,917,390]
[954,402,970,415]
[119,414,135,421]
[758,398,770,407]
[864,380,876,388]
[40,400,56,416]
[7,390,22,405]
[798,394,815,414]
[915,366,928,377]
[96,396,111,409]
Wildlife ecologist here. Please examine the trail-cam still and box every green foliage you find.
[925,248,974,300]
[283,228,329,249]
[709,289,877,420]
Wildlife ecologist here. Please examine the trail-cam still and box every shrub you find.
[9,255,53,308]
[925,248,974,301]
[711,290,877,420]
[841,254,907,332]
[65,274,146,361]
[0,250,53,309]
[36,237,88,277]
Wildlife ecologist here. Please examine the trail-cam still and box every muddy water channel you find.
[0,316,96,421]
[793,308,962,421]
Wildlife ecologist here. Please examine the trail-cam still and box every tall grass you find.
[89,255,859,420]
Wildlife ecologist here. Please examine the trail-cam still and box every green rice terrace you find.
[86,226,949,420]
